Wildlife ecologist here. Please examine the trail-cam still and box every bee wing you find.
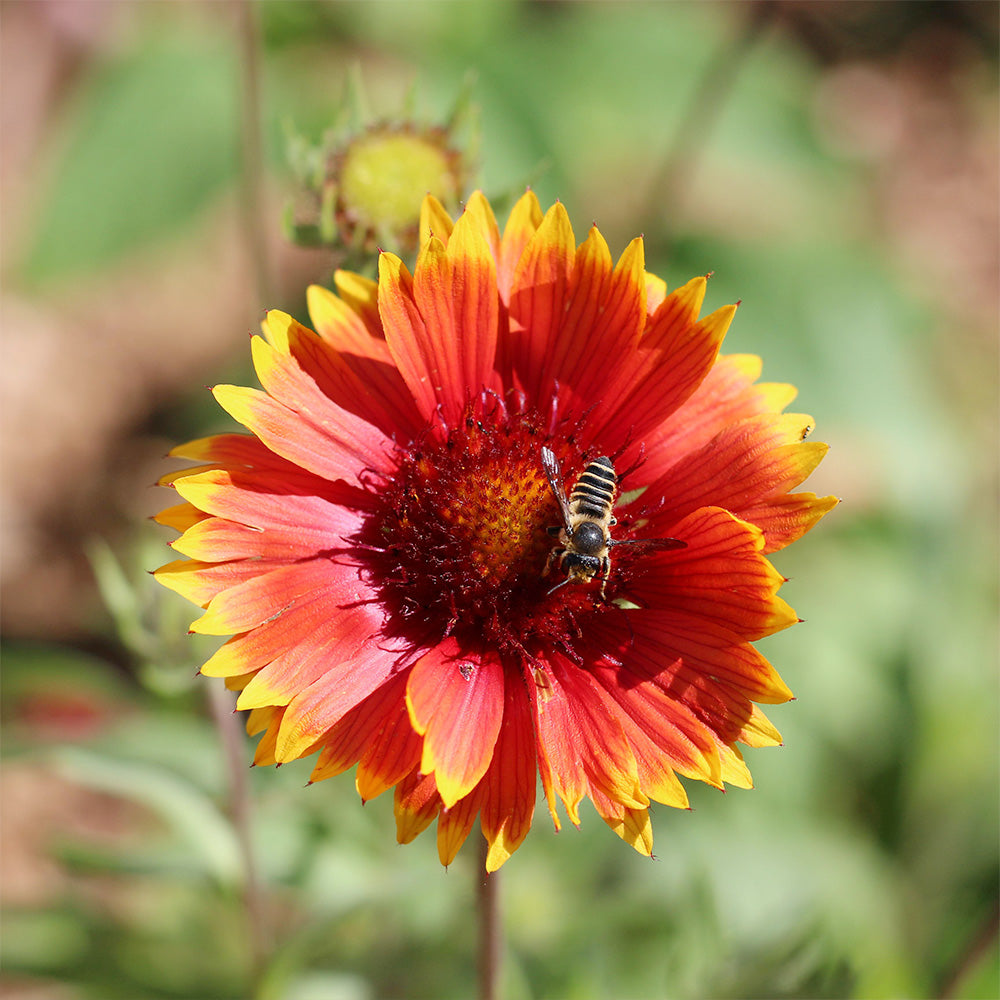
[607,536,687,552]
[541,446,574,531]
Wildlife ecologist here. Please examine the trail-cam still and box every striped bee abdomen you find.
[569,456,617,520]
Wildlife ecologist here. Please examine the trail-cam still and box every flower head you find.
[156,191,836,870]
[283,77,477,260]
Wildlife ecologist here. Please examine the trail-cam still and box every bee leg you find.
[598,556,612,599]
[543,548,564,579]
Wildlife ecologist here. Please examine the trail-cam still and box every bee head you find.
[563,551,603,577]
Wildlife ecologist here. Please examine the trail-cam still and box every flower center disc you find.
[366,409,575,648]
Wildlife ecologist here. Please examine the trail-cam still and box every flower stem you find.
[938,902,999,999]
[476,836,501,1000]
[207,683,268,989]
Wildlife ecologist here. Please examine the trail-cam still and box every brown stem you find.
[938,902,999,999]
[233,0,272,310]
[207,683,268,988]
[477,836,502,1000]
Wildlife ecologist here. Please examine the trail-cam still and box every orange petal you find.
[200,596,356,678]
[394,769,441,844]
[283,317,425,441]
[154,558,269,608]
[274,637,404,763]
[639,413,826,534]
[461,190,502,265]
[645,271,668,315]
[190,558,338,636]
[741,491,840,554]
[153,502,208,532]
[481,672,537,872]
[173,468,363,538]
[307,671,415,790]
[587,657,722,787]
[497,189,544,301]
[355,675,423,801]
[586,280,725,447]
[547,233,647,430]
[236,573,391,711]
[436,784,484,867]
[405,638,505,809]
[306,284,393,362]
[624,507,797,640]
[590,610,793,706]
[212,382,385,486]
[643,353,797,481]
[533,651,647,829]
[503,201,575,399]
[419,193,455,248]
[332,270,383,338]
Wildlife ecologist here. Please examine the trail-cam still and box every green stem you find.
[477,836,501,1000]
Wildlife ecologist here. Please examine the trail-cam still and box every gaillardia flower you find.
[156,191,836,871]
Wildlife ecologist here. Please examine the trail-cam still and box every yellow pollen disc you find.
[434,455,555,585]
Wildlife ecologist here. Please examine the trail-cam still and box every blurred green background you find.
[1,2,997,998]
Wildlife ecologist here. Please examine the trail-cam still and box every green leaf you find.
[24,33,239,284]
[51,744,243,888]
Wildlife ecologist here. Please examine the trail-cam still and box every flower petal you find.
[481,671,537,872]
[639,353,797,481]
[153,502,208,532]
[274,635,405,763]
[624,506,797,639]
[380,213,500,425]
[461,190,502,264]
[503,201,575,398]
[586,655,722,787]
[405,638,505,809]
[419,192,455,248]
[740,491,840,555]
[533,651,647,829]
[637,412,826,532]
[333,269,383,338]
[173,468,364,539]
[154,558,269,607]
[394,769,441,844]
[307,671,419,796]
[200,594,360,679]
[190,558,341,636]
[306,285,391,362]
[436,784,484,867]
[550,233,648,428]
[235,567,390,712]
[213,381,386,486]
[586,279,727,448]
[497,189,544,301]
[282,313,425,441]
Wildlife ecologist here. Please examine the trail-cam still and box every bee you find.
[541,446,686,597]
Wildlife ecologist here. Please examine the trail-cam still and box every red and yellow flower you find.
[156,191,836,871]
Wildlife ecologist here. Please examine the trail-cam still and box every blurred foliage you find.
[2,2,997,999]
